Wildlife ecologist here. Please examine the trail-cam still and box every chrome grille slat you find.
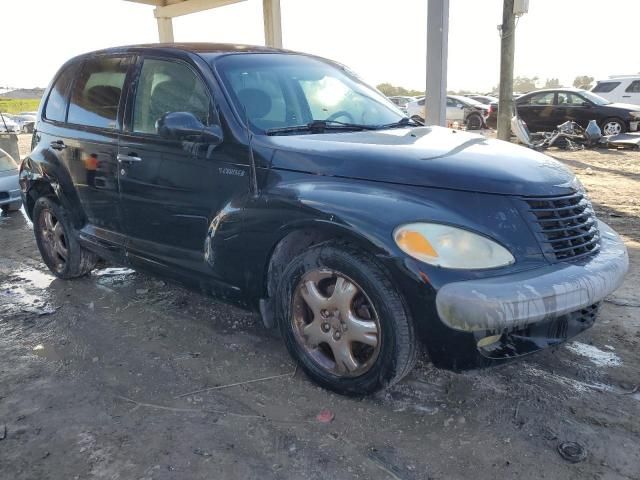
[524,192,601,262]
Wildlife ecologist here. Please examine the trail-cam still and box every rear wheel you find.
[465,112,484,130]
[33,197,98,278]
[601,118,626,136]
[277,242,417,395]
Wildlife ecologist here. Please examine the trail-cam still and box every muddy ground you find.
[1,134,639,480]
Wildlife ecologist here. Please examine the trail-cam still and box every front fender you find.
[235,170,547,304]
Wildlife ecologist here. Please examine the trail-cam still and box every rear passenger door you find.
[64,55,133,249]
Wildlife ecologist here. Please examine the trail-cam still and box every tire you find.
[1,201,22,213]
[277,242,417,396]
[601,118,626,136]
[33,196,98,279]
[465,112,484,130]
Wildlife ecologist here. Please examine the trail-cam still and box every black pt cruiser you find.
[20,44,628,395]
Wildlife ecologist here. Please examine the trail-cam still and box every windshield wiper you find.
[266,119,377,136]
[375,117,422,129]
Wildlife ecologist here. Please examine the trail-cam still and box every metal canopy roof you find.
[123,0,450,127]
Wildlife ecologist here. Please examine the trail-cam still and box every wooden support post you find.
[497,0,516,140]
[263,0,282,48]
[157,16,174,42]
[425,0,449,127]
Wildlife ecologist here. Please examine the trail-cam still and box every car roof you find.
[79,43,297,59]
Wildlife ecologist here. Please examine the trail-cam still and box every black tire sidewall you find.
[277,243,413,396]
[33,197,87,278]
[466,113,483,130]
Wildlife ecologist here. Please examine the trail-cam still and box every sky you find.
[2,0,639,93]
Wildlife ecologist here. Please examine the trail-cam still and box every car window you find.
[68,56,129,129]
[557,92,585,106]
[625,80,640,93]
[523,92,555,106]
[592,81,620,93]
[216,53,402,132]
[132,58,211,135]
[44,63,79,122]
[446,97,458,107]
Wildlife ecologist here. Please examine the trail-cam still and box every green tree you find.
[376,83,423,97]
[544,78,561,88]
[573,75,595,89]
[512,76,539,93]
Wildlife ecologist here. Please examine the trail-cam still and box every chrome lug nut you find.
[333,331,342,340]
[321,322,331,332]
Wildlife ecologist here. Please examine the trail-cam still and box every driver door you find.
[118,56,250,276]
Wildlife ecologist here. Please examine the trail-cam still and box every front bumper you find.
[436,221,628,333]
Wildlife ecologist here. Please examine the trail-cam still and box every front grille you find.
[524,192,600,262]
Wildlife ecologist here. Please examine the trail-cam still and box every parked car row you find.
[405,95,489,130]
[591,75,640,106]
[0,147,22,213]
[485,88,640,135]
[0,112,37,133]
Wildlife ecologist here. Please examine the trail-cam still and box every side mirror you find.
[457,104,464,109]
[581,101,592,108]
[157,111,223,145]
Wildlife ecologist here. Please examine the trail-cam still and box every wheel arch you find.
[257,220,393,329]
[20,155,86,227]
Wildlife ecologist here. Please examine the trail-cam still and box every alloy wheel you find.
[291,269,381,377]
[603,121,622,136]
[39,208,68,271]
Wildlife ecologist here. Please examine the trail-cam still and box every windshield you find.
[581,90,611,105]
[215,54,404,133]
[0,149,17,172]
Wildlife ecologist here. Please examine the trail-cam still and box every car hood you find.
[265,126,576,196]
[606,102,640,112]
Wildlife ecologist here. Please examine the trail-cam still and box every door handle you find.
[622,95,631,98]
[117,153,142,164]
[50,140,66,150]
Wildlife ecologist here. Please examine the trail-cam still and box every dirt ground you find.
[1,134,639,480]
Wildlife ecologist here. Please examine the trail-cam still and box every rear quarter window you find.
[0,150,17,171]
[592,81,620,93]
[44,63,80,122]
[67,56,130,129]
[625,81,640,93]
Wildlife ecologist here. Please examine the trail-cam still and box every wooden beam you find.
[262,0,282,48]
[157,16,174,42]
[123,0,163,6]
[153,0,246,18]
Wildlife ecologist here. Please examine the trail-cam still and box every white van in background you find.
[591,75,640,106]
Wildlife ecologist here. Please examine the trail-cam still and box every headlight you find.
[629,112,640,120]
[394,223,515,269]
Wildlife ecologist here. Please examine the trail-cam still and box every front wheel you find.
[277,242,417,395]
[33,197,98,278]
[601,118,626,136]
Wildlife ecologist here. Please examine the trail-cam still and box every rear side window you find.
[132,58,211,134]
[522,92,555,105]
[625,81,640,93]
[592,81,620,93]
[0,149,17,172]
[44,63,79,122]
[68,56,130,129]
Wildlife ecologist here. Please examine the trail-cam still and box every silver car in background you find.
[0,147,22,213]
